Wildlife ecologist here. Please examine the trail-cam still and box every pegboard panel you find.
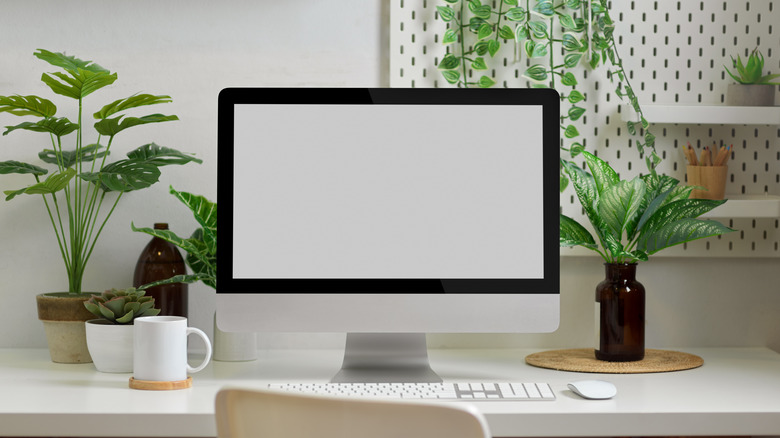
[390,0,780,258]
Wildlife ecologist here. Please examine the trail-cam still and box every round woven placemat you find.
[525,348,703,374]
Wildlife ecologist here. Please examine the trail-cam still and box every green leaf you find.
[436,6,456,22]
[469,4,492,19]
[581,150,618,194]
[598,178,646,240]
[568,105,586,121]
[563,124,579,138]
[126,143,203,167]
[528,21,548,38]
[498,25,514,40]
[561,72,578,86]
[532,0,554,17]
[474,41,490,56]
[487,40,501,57]
[3,117,78,137]
[559,14,576,30]
[531,42,548,58]
[38,144,107,168]
[170,186,217,254]
[640,198,726,239]
[0,95,57,117]
[523,64,548,81]
[0,161,48,176]
[514,25,529,41]
[560,214,597,249]
[477,23,493,40]
[438,54,461,70]
[442,28,458,45]
[640,218,734,254]
[471,57,488,70]
[93,94,173,119]
[567,90,585,103]
[478,75,497,88]
[441,70,461,84]
[34,49,109,74]
[560,159,599,230]
[563,53,583,68]
[561,33,583,51]
[4,168,76,201]
[40,70,118,100]
[80,160,161,192]
[505,7,526,21]
[503,0,518,5]
[94,113,179,137]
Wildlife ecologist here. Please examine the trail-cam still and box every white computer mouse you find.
[567,380,617,400]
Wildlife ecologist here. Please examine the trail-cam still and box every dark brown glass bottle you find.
[595,263,645,362]
[133,223,188,317]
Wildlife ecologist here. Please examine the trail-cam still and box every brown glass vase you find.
[133,223,188,317]
[595,263,645,362]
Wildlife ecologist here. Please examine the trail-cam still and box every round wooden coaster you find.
[525,348,703,374]
[129,376,193,390]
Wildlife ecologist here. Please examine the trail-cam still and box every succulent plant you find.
[724,48,780,85]
[84,288,161,324]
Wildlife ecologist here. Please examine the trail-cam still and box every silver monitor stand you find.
[331,333,442,383]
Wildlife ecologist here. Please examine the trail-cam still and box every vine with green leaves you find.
[435,0,660,182]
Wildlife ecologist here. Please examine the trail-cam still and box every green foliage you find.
[0,49,203,294]
[560,152,734,263]
[724,48,780,85]
[84,288,161,324]
[132,186,217,290]
[435,0,661,180]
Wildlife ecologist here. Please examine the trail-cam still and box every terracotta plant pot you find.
[36,293,97,364]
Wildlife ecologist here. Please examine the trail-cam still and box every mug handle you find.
[186,327,213,374]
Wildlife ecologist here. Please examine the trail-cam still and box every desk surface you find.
[1,347,779,437]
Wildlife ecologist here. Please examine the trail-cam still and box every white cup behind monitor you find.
[133,316,212,384]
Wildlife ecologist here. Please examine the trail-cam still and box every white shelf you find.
[623,104,780,125]
[701,194,780,218]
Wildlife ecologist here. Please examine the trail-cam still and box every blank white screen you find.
[233,104,544,280]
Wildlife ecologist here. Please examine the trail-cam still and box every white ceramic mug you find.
[133,316,212,382]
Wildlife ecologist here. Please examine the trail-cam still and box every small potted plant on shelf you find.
[84,288,161,373]
[724,48,780,106]
[559,152,734,362]
[0,49,201,363]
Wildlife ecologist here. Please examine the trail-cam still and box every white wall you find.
[0,0,387,347]
[2,0,778,354]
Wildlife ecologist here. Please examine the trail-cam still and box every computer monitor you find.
[216,88,560,382]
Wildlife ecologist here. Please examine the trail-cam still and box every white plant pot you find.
[85,320,134,373]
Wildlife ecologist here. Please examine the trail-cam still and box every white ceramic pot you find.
[85,320,134,373]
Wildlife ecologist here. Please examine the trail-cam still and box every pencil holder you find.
[687,165,727,200]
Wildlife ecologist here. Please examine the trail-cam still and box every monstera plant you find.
[0,49,202,294]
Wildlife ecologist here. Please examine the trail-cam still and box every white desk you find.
[1,347,780,437]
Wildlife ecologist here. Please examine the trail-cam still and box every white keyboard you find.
[267,382,556,400]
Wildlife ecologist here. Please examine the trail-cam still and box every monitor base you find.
[331,333,443,383]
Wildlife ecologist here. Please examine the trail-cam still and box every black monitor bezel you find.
[217,88,559,294]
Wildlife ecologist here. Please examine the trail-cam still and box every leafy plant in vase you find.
[83,288,161,373]
[560,151,733,361]
[724,48,780,106]
[0,49,202,363]
[131,186,254,361]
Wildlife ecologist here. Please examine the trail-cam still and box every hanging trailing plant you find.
[435,0,660,178]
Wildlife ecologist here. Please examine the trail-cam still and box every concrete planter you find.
[726,84,776,106]
[36,293,97,364]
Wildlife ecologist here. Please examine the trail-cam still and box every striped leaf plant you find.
[560,151,734,263]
